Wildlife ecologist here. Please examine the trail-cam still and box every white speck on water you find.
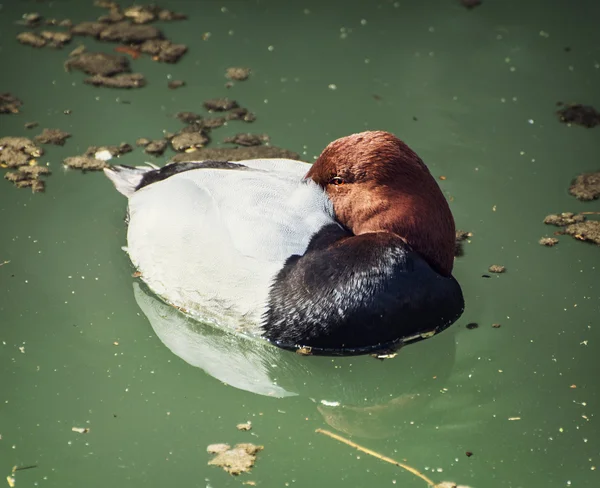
[361,19,367,26]
[328,84,337,90]
[267,45,274,51]
[528,119,534,124]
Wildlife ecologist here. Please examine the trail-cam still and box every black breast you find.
[262,224,464,355]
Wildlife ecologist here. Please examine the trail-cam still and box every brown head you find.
[305,131,456,276]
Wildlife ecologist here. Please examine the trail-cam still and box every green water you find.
[1,1,599,487]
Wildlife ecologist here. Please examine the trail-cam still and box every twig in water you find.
[0,260,10,267]
[315,428,436,486]
[12,465,38,473]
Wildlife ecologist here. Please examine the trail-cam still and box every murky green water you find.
[2,1,599,487]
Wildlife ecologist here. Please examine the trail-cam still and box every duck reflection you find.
[133,282,457,438]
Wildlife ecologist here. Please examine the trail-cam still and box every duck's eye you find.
[329,176,345,186]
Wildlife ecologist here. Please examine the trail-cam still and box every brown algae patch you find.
[34,128,71,146]
[84,73,146,88]
[63,143,132,171]
[224,133,269,147]
[0,137,44,167]
[65,51,130,76]
[4,165,50,192]
[63,156,108,171]
[539,237,559,247]
[544,212,585,226]
[454,230,472,257]
[207,443,263,475]
[564,221,600,245]
[203,98,239,112]
[556,103,600,128]
[226,67,251,81]
[569,171,600,201]
[144,139,168,155]
[0,93,23,114]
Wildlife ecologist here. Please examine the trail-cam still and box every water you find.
[1,1,599,487]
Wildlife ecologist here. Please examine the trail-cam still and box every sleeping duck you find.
[104,131,464,355]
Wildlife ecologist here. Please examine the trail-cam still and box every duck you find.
[104,131,464,355]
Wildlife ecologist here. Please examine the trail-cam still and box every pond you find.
[1,1,599,487]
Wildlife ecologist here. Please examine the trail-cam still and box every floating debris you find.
[226,67,251,81]
[207,443,263,475]
[135,137,151,147]
[564,221,600,245]
[65,51,130,76]
[114,45,141,59]
[171,132,210,152]
[84,73,146,88]
[465,322,479,330]
[539,237,559,246]
[296,346,312,356]
[144,139,168,155]
[85,143,132,159]
[63,142,131,170]
[168,80,185,89]
[236,422,252,431]
[569,171,600,201]
[0,93,23,114]
[226,107,256,122]
[20,12,43,27]
[139,39,187,63]
[224,133,269,147]
[492,323,501,328]
[70,21,106,37]
[16,31,47,48]
[176,111,201,124]
[24,122,39,129]
[98,22,162,43]
[557,103,600,128]
[40,30,72,48]
[4,165,49,193]
[316,428,471,488]
[202,116,227,128]
[454,229,472,257]
[203,98,239,112]
[34,128,71,146]
[0,137,43,168]
[71,427,90,434]
[544,212,585,226]
[488,264,506,273]
[63,156,108,171]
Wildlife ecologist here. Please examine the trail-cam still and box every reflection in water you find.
[133,282,457,438]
